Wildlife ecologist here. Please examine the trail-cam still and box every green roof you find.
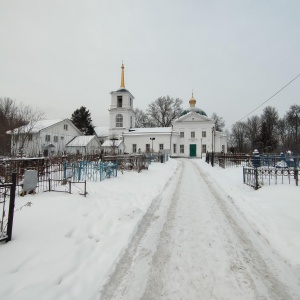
[180,107,207,117]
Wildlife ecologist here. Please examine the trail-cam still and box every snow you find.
[198,161,300,267]
[0,158,299,299]
[7,119,64,134]
[66,135,97,147]
[101,140,123,147]
[93,127,109,137]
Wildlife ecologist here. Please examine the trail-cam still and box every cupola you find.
[180,92,207,117]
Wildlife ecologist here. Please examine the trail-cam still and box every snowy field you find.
[0,158,299,300]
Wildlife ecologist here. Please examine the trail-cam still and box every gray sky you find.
[1,0,299,130]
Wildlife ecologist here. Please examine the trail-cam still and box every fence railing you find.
[0,154,152,195]
[215,153,300,169]
[63,161,118,182]
[0,173,16,242]
[243,166,299,190]
[213,153,251,168]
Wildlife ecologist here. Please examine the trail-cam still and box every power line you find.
[228,72,300,128]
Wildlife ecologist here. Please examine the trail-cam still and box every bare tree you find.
[277,118,290,151]
[245,115,261,150]
[146,96,183,127]
[231,121,247,152]
[285,104,300,152]
[8,102,44,156]
[0,98,28,156]
[134,108,154,128]
[211,112,225,132]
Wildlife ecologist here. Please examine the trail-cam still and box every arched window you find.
[116,114,123,127]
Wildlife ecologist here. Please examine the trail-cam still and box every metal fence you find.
[0,173,16,242]
[243,166,299,190]
[215,153,251,168]
[215,153,300,169]
[0,154,152,196]
[63,161,118,182]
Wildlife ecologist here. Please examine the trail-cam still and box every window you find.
[54,136,58,142]
[146,144,150,153]
[61,136,65,140]
[180,145,184,153]
[130,116,133,128]
[64,124,68,130]
[45,135,51,142]
[116,114,123,127]
[28,134,33,141]
[191,131,195,138]
[117,96,123,107]
[180,132,184,138]
[132,144,137,153]
[222,145,225,153]
[202,131,206,137]
[202,144,206,154]
[130,98,132,107]
[173,144,176,153]
[159,144,164,151]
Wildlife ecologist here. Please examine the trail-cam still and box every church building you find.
[106,64,227,158]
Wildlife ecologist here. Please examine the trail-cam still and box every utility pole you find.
[211,127,214,167]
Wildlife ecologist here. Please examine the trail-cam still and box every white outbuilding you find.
[65,135,101,155]
[101,139,125,155]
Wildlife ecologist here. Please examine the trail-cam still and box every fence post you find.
[100,162,103,181]
[295,168,299,186]
[255,167,259,190]
[63,161,67,179]
[6,173,16,242]
[69,181,71,194]
[79,161,82,181]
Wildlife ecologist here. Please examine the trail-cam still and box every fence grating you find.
[243,166,299,190]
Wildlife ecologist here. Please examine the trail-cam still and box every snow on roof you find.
[123,127,173,135]
[94,126,109,137]
[8,119,65,134]
[102,140,123,147]
[66,136,97,147]
[175,111,212,122]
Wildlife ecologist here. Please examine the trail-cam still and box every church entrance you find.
[189,144,196,157]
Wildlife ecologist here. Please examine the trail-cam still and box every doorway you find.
[189,144,196,157]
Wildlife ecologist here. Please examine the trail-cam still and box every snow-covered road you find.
[100,159,299,300]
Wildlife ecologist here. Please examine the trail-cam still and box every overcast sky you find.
[1,0,299,130]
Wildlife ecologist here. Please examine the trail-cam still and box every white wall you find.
[65,138,101,155]
[12,119,81,157]
[123,134,172,154]
[172,113,215,158]
[109,90,135,138]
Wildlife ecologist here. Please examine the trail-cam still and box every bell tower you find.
[108,63,135,139]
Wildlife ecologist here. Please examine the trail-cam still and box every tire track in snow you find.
[142,159,297,300]
[190,160,298,300]
[100,159,298,300]
[99,161,184,300]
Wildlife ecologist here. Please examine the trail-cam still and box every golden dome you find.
[189,92,196,108]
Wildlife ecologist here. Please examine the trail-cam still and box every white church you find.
[102,63,227,158]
